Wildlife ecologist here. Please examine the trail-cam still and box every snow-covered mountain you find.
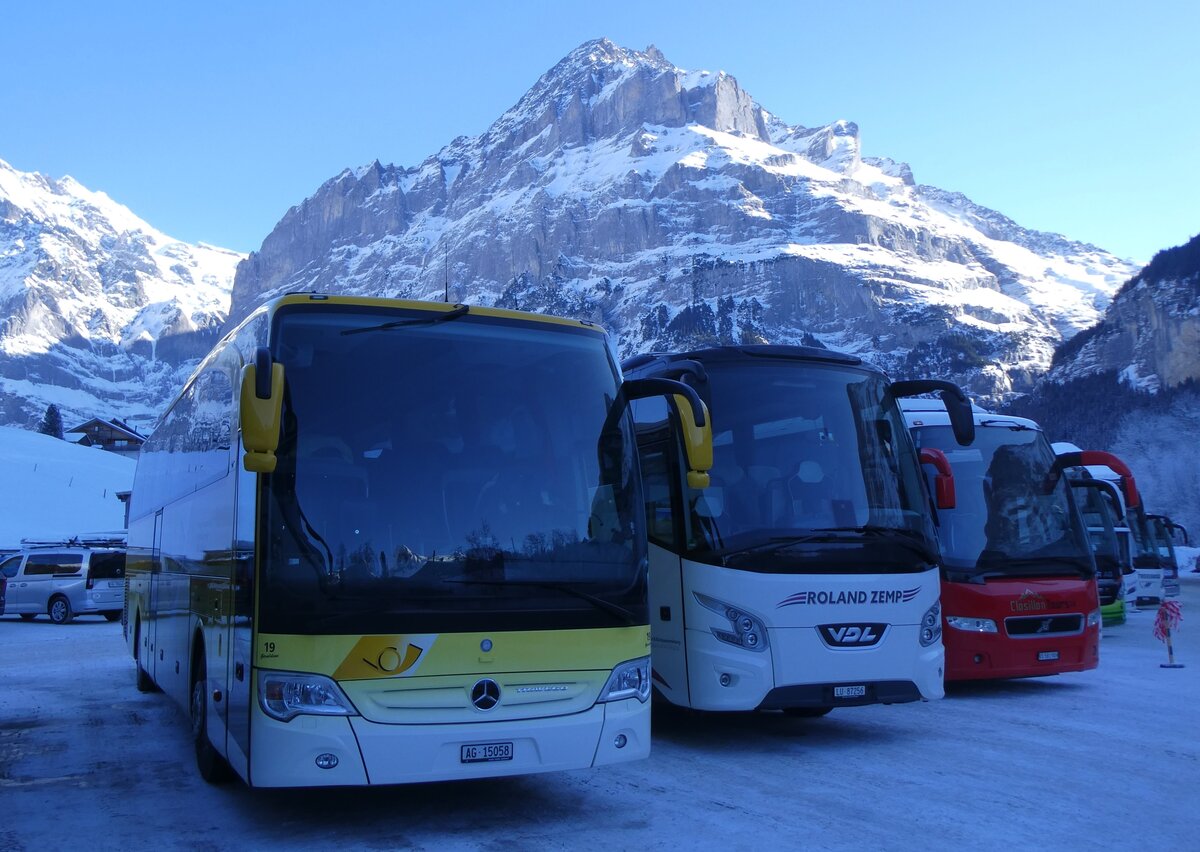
[228,39,1137,402]
[0,157,242,430]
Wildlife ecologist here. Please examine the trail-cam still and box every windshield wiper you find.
[721,526,937,563]
[964,555,1094,584]
[442,578,638,626]
[978,419,1034,431]
[342,304,469,336]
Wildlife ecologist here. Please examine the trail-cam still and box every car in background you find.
[0,537,126,624]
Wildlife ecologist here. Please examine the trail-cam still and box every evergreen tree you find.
[37,404,64,440]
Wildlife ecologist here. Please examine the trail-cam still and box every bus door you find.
[146,509,164,681]
[223,445,257,779]
[635,426,692,706]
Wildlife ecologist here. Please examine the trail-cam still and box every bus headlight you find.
[693,592,769,652]
[258,671,358,722]
[1086,609,1101,629]
[600,657,650,703]
[920,600,943,646]
[945,615,998,634]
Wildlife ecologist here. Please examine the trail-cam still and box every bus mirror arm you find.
[919,447,956,510]
[890,380,975,446]
[1054,450,1140,509]
[609,378,714,489]
[240,347,285,474]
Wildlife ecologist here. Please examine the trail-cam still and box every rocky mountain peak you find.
[479,40,767,156]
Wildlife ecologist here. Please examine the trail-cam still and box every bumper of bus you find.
[247,697,648,787]
[1100,599,1126,627]
[944,624,1100,681]
[682,624,943,712]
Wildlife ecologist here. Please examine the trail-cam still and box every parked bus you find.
[1053,448,1170,606]
[623,345,973,715]
[124,294,711,787]
[1065,478,1128,626]
[1150,516,1192,577]
[1144,514,1183,599]
[903,404,1101,681]
[1053,444,1140,611]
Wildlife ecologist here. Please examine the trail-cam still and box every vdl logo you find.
[818,623,888,648]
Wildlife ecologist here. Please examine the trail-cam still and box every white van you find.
[0,542,126,624]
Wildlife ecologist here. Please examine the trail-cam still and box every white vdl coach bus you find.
[624,345,973,715]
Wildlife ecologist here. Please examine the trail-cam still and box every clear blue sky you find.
[3,1,1197,262]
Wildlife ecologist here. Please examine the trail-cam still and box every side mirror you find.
[891,379,975,446]
[618,377,713,489]
[240,347,284,473]
[1055,450,1140,509]
[919,447,956,510]
[672,393,713,489]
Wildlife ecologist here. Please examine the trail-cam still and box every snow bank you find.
[0,426,134,549]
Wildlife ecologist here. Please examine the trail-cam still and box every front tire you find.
[48,596,73,625]
[191,660,232,784]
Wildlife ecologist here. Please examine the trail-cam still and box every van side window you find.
[24,553,84,575]
[1,556,21,578]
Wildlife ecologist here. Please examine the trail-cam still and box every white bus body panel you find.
[248,695,648,787]
[651,544,943,711]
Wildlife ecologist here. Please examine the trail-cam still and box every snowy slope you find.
[0,425,134,549]
[1,579,1196,848]
[0,157,242,430]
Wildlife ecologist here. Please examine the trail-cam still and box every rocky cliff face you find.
[1007,235,1200,529]
[1046,233,1200,392]
[227,39,1136,404]
[0,158,241,430]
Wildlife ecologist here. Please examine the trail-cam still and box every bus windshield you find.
[684,360,938,573]
[1128,510,1159,565]
[260,306,646,634]
[913,425,1093,580]
[1069,483,1122,563]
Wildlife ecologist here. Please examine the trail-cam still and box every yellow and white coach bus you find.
[124,294,710,787]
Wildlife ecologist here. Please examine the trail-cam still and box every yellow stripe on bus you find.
[256,626,650,681]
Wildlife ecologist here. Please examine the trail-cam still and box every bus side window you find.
[639,446,678,548]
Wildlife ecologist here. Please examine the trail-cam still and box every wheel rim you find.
[51,600,67,622]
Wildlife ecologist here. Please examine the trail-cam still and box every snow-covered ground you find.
[0,426,134,550]
[1,578,1195,850]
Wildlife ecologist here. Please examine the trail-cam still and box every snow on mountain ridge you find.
[0,157,243,428]
[226,40,1136,403]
